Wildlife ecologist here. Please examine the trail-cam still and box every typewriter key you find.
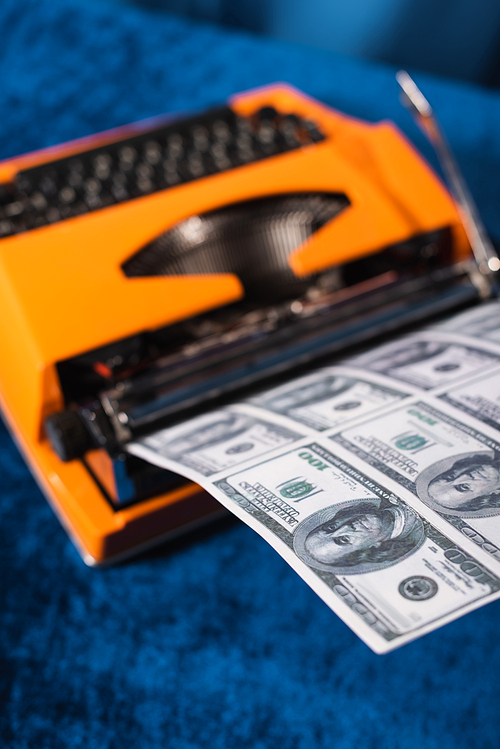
[59,187,76,204]
[38,173,58,197]
[16,175,34,195]
[4,201,24,217]
[143,140,162,164]
[212,119,232,144]
[119,146,137,164]
[190,126,209,152]
[166,134,184,160]
[84,177,102,194]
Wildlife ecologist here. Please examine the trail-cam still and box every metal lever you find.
[396,70,500,284]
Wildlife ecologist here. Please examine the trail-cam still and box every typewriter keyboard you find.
[0,106,325,239]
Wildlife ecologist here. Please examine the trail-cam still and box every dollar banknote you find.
[440,366,500,432]
[138,407,304,476]
[332,399,500,565]
[432,300,500,344]
[343,332,500,390]
[248,366,412,431]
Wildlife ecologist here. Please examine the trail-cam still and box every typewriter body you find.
[0,84,491,564]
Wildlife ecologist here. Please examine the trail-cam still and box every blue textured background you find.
[115,0,500,86]
[2,1,500,747]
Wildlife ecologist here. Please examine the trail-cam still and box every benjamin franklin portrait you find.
[293,498,425,575]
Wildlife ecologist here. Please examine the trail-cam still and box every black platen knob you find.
[44,410,95,462]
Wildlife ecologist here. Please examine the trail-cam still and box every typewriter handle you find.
[397,70,500,284]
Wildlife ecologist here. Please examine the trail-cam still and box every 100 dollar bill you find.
[332,399,500,565]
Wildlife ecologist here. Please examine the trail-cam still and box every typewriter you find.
[0,82,497,564]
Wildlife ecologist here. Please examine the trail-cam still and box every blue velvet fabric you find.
[2,2,500,747]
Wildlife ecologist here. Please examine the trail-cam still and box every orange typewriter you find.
[0,82,496,564]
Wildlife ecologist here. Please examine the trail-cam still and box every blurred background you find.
[105,0,500,87]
